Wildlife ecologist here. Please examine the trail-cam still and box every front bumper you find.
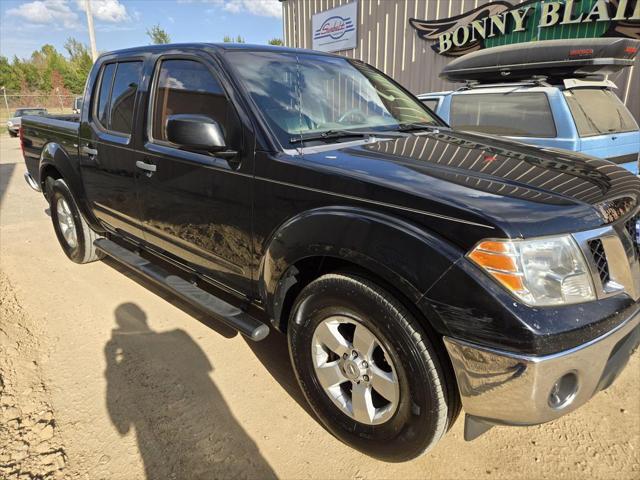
[444,303,640,431]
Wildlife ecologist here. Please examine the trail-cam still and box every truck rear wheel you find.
[50,179,102,264]
[288,272,455,462]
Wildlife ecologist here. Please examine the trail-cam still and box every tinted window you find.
[152,59,232,144]
[564,89,638,137]
[422,99,439,111]
[109,62,142,134]
[14,109,46,117]
[96,63,116,127]
[450,92,557,138]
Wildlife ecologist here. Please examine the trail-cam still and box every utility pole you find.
[85,0,98,62]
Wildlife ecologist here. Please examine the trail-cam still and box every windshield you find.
[564,89,638,137]
[225,51,440,147]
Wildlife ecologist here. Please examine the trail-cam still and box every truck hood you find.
[300,128,640,247]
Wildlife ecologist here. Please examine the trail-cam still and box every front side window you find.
[450,92,557,138]
[151,59,233,144]
[564,88,638,137]
[224,51,439,147]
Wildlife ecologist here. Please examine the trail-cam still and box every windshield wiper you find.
[397,122,441,132]
[289,129,407,145]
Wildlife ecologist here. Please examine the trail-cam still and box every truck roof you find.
[99,42,340,59]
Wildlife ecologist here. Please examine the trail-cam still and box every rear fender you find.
[259,206,463,332]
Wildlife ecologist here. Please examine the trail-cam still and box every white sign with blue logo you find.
[312,1,358,53]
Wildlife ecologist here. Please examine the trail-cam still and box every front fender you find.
[260,206,463,330]
[40,142,102,231]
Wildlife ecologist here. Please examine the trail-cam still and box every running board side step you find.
[94,238,269,341]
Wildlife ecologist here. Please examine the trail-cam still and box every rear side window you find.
[151,59,231,143]
[450,92,557,138]
[94,61,142,135]
[110,62,143,134]
[564,89,638,137]
[96,63,116,127]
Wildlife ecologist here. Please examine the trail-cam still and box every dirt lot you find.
[1,132,639,479]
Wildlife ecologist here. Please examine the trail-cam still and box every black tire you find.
[8,130,18,137]
[288,272,457,462]
[49,178,102,264]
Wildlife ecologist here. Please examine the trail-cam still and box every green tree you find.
[64,38,93,93]
[146,25,171,44]
[0,56,21,92]
[268,38,284,46]
[30,44,68,92]
[12,56,40,92]
[223,35,245,43]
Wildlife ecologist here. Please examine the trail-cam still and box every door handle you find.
[135,160,157,172]
[81,145,98,156]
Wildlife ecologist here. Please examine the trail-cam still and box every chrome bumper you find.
[24,172,41,192]
[444,305,640,431]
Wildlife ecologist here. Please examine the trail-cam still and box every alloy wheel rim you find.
[311,316,400,426]
[56,197,77,249]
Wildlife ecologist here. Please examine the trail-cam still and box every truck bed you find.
[21,114,81,190]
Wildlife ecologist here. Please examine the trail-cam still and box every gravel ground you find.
[0,132,639,479]
[0,271,67,479]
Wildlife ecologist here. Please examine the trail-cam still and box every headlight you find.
[7,121,13,127]
[468,236,595,307]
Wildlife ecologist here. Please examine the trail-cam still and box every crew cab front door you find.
[136,55,254,296]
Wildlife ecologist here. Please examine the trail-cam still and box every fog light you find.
[548,372,578,409]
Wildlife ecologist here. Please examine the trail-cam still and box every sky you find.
[0,0,284,60]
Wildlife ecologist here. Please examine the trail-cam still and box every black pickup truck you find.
[20,43,640,461]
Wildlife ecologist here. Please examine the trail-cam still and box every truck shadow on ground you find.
[102,257,315,417]
[0,163,16,205]
[104,301,277,480]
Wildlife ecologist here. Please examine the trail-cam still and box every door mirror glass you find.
[166,114,226,151]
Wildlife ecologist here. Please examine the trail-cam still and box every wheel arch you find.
[39,142,103,232]
[259,206,462,335]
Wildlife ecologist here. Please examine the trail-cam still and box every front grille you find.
[576,217,640,301]
[589,239,611,285]
[625,214,639,258]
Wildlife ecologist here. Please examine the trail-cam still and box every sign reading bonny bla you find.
[410,0,640,56]
[312,1,358,53]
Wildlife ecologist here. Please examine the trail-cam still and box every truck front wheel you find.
[49,178,101,264]
[288,272,455,462]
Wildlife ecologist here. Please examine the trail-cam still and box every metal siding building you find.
[281,0,640,121]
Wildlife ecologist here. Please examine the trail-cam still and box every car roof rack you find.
[441,38,639,84]
[457,76,551,91]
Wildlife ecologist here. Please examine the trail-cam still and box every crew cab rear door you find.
[136,52,255,296]
[79,57,146,239]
